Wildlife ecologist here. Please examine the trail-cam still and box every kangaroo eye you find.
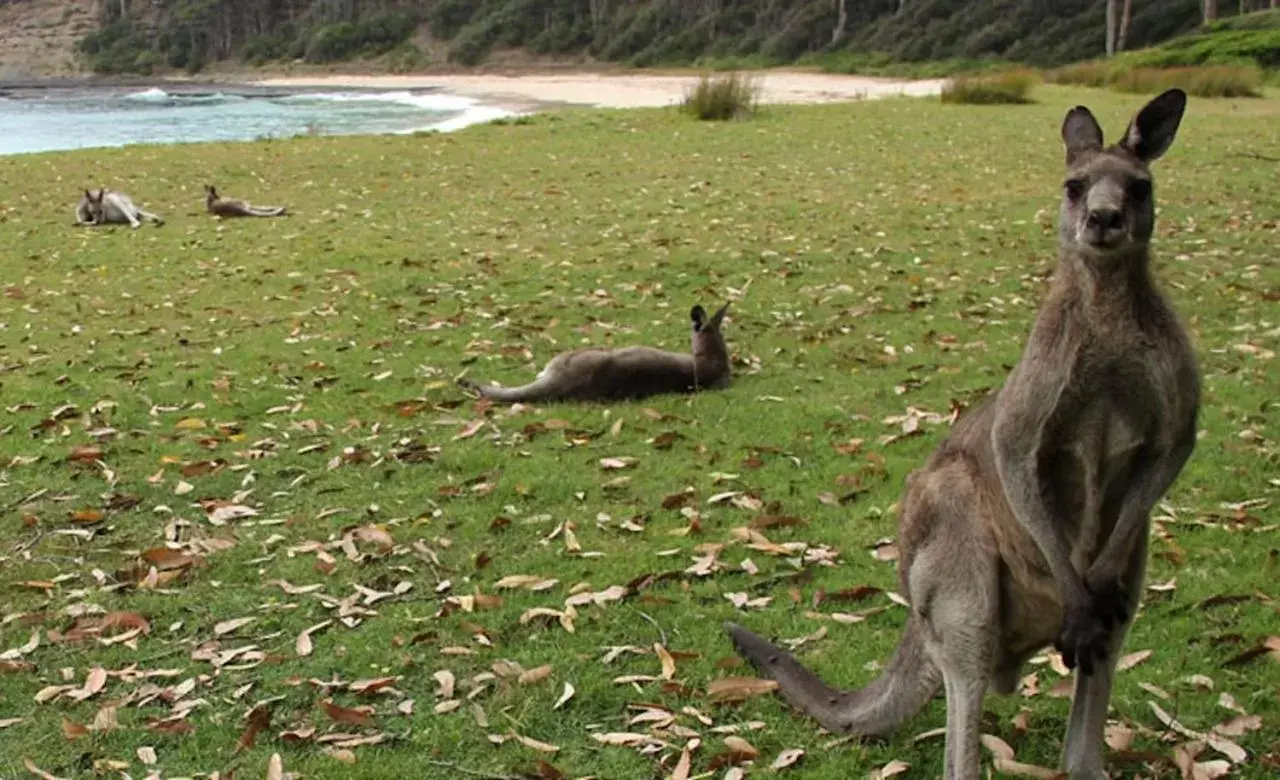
[1064,178,1086,202]
[1127,179,1152,201]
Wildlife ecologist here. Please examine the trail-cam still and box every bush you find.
[940,70,1037,104]
[1111,64,1262,97]
[680,73,761,121]
[387,42,427,73]
[1048,58,1264,98]
[78,21,154,75]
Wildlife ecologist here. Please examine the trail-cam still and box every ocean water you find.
[0,86,514,156]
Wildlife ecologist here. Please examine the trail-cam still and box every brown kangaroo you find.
[727,89,1199,780]
[204,184,287,218]
[459,302,732,403]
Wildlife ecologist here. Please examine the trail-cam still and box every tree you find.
[1203,0,1219,22]
[1106,0,1117,55]
[832,0,848,44]
[1117,0,1133,52]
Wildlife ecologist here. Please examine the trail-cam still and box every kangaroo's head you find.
[82,188,105,219]
[690,301,732,381]
[1058,88,1186,265]
[205,184,219,204]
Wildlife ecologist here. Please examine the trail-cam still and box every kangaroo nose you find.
[1087,208,1122,231]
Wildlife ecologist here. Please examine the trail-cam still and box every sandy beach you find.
[250,70,949,113]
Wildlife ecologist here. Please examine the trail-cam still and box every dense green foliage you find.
[74,0,1272,75]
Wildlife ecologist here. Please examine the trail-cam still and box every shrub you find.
[1111,64,1262,98]
[387,42,427,73]
[1045,61,1115,88]
[680,73,761,121]
[940,70,1037,104]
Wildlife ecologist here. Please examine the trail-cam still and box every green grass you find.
[1,86,1278,780]
[940,70,1039,104]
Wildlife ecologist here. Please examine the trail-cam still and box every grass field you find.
[0,85,1277,780]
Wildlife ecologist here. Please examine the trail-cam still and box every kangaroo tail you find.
[725,615,939,737]
[247,205,287,217]
[458,376,558,403]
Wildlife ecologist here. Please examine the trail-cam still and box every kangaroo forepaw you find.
[1086,577,1131,632]
[1055,605,1111,677]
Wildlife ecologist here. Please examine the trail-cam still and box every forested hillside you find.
[56,0,1273,75]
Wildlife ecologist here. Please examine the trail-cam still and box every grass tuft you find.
[680,72,761,120]
[940,70,1038,105]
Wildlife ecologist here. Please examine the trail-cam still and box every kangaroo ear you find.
[84,189,92,199]
[690,305,707,331]
[1120,88,1186,163]
[1062,105,1104,165]
[708,301,731,329]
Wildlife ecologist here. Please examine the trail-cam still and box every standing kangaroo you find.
[204,184,288,218]
[459,302,732,403]
[727,89,1199,780]
[75,188,164,228]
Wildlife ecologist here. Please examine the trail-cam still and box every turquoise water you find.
[0,86,512,156]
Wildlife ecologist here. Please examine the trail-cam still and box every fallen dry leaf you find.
[1116,649,1152,671]
[553,682,575,710]
[320,699,374,727]
[267,752,284,780]
[707,677,779,703]
[870,759,911,780]
[771,748,805,769]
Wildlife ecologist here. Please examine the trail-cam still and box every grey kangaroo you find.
[727,88,1199,780]
[459,302,732,403]
[75,188,164,228]
[205,184,288,218]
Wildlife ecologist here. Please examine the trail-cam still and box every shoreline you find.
[1,68,948,113]
[247,70,949,113]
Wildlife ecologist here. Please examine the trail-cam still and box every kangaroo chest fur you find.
[991,287,1198,652]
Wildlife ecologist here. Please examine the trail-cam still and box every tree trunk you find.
[1118,0,1133,51]
[1106,0,1118,56]
[831,0,848,44]
[1203,0,1219,22]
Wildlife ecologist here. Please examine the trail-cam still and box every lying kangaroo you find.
[75,188,164,228]
[204,184,287,218]
[459,302,732,403]
[728,88,1199,780]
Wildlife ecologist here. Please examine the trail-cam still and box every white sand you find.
[251,70,947,112]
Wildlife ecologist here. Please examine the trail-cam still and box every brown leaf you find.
[320,699,373,727]
[869,759,911,780]
[61,717,88,740]
[707,677,779,703]
[518,665,553,685]
[770,748,805,770]
[67,445,104,464]
[69,508,104,524]
[1116,650,1152,671]
[236,705,272,754]
[23,758,66,780]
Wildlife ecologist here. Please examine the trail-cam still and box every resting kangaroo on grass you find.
[205,184,288,218]
[75,188,164,228]
[727,88,1199,780]
[459,302,732,403]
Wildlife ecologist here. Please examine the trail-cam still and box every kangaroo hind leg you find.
[903,464,1000,780]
